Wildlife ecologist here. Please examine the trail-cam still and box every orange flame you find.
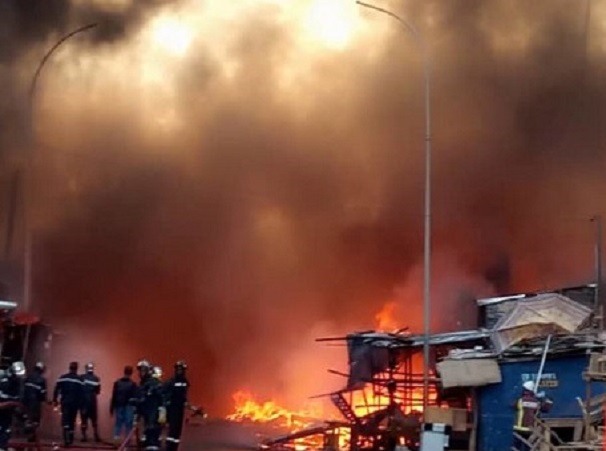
[226,391,333,450]
[226,390,323,427]
[374,301,401,332]
[227,303,436,449]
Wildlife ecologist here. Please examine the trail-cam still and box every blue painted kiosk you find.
[477,352,605,451]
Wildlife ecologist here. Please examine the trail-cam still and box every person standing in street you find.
[80,362,101,442]
[22,361,47,442]
[136,361,165,451]
[0,362,27,451]
[110,366,138,442]
[139,362,165,451]
[163,361,189,451]
[53,362,83,447]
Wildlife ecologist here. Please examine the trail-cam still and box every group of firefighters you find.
[0,358,192,451]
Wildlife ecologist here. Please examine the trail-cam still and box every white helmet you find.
[152,366,163,380]
[10,361,26,377]
[523,381,535,392]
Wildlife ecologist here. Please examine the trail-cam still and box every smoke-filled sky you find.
[1,0,606,414]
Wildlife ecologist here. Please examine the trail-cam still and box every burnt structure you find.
[263,330,490,451]
[261,283,606,451]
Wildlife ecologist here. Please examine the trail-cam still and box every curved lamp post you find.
[23,23,98,312]
[356,1,433,411]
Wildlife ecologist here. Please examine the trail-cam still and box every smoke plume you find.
[1,0,605,414]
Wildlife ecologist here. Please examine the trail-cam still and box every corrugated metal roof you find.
[491,293,592,352]
[344,329,491,348]
[476,283,596,307]
[477,294,526,307]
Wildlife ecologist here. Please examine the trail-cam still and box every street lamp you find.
[356,1,433,410]
[23,23,97,313]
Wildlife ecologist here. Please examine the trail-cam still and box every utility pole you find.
[592,215,602,329]
[24,23,97,312]
[356,1,433,410]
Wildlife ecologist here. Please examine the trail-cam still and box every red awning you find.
[12,312,40,325]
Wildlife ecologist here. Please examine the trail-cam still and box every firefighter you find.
[133,360,151,447]
[22,361,47,442]
[80,362,101,442]
[151,367,163,381]
[0,362,27,451]
[513,381,553,449]
[136,360,165,451]
[163,360,189,451]
[110,365,138,441]
[53,362,83,447]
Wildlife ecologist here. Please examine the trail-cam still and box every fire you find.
[349,381,426,417]
[227,304,435,450]
[226,390,323,428]
[227,391,331,450]
[374,301,401,332]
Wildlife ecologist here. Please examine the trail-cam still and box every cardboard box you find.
[589,353,606,374]
[424,407,468,431]
[437,359,501,388]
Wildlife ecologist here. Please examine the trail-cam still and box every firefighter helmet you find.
[137,360,151,370]
[523,381,535,392]
[175,360,187,370]
[85,362,94,372]
[152,366,163,380]
[10,361,26,377]
[35,361,45,372]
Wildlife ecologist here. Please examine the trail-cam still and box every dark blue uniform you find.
[0,374,22,450]
[138,375,164,451]
[163,377,189,451]
[53,372,83,446]
[80,372,101,441]
[23,371,47,441]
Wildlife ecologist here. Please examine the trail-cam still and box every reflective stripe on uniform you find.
[57,378,83,385]
[514,399,529,432]
[84,380,100,386]
[0,391,18,400]
[166,437,180,443]
[25,382,44,391]
[173,382,187,387]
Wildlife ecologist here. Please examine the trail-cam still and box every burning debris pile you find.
[226,391,341,450]
[224,299,453,451]
[227,391,325,429]
[225,329,461,451]
[224,285,605,451]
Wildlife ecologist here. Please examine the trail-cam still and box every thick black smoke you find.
[1,0,605,414]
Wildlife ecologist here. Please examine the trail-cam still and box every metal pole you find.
[356,1,432,411]
[24,23,97,312]
[534,334,552,394]
[592,215,602,329]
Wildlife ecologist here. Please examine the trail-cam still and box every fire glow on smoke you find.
[4,0,603,420]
